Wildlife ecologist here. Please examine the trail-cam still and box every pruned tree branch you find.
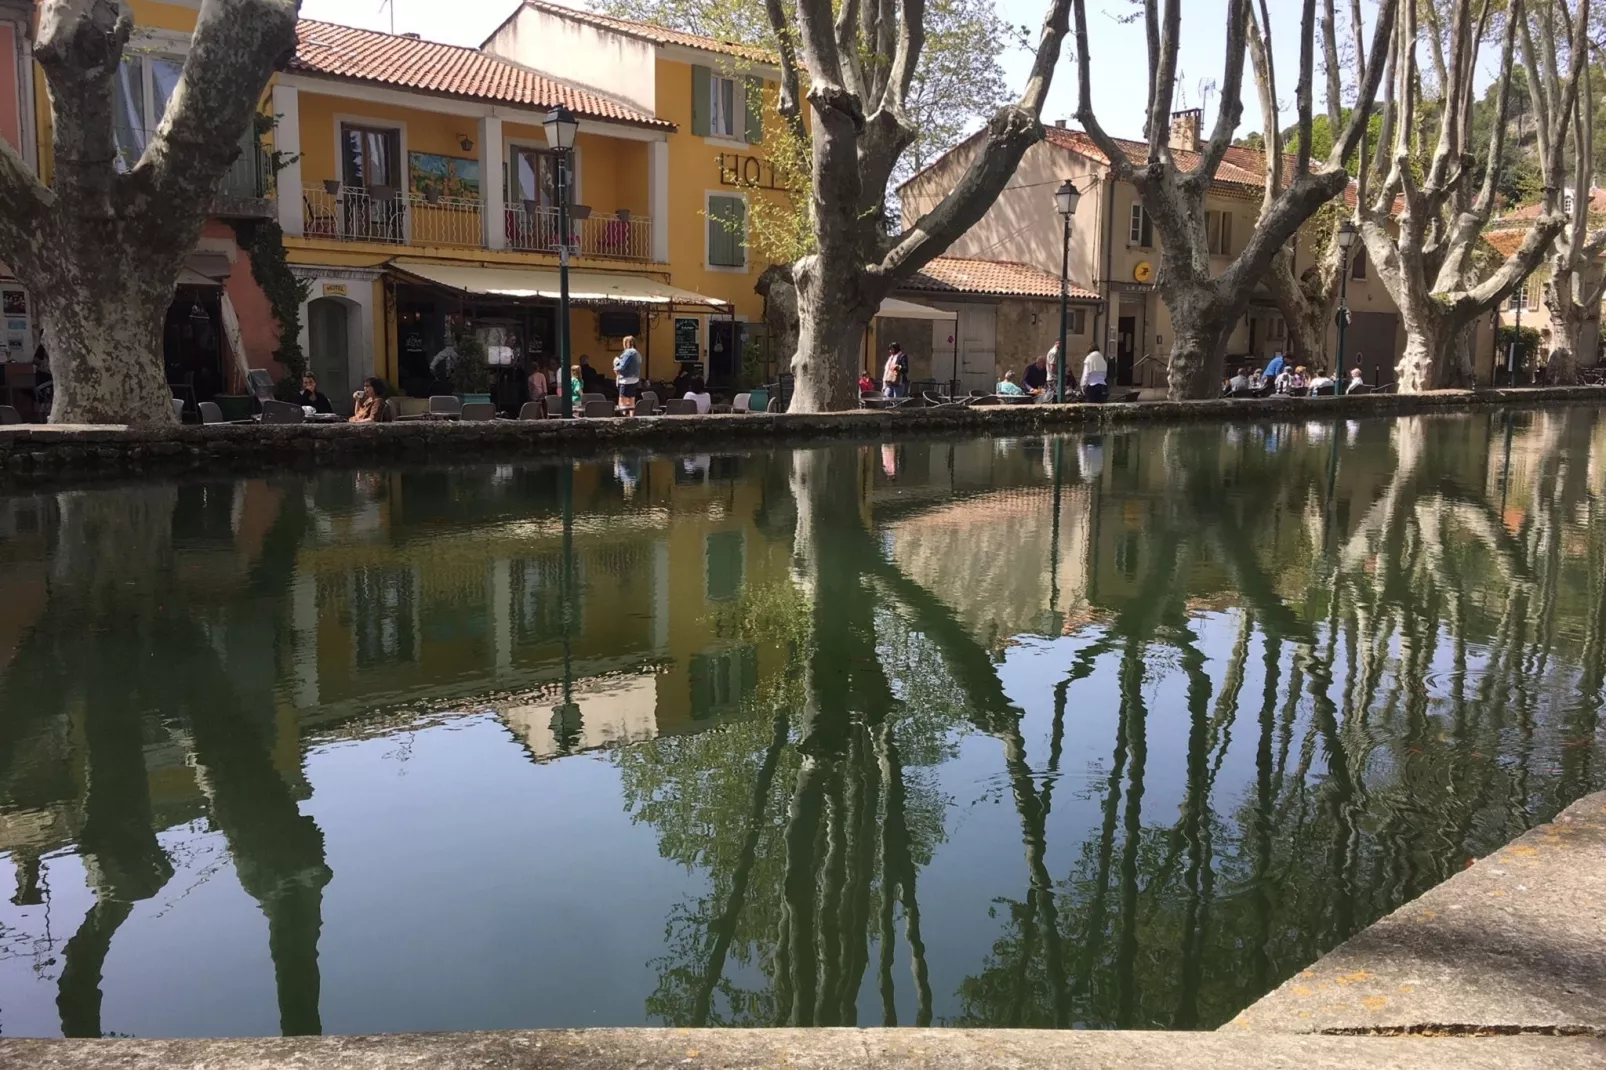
[34,0,132,210]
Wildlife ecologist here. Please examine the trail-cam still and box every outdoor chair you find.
[170,397,186,422]
[636,391,660,415]
[544,395,568,417]
[197,401,224,425]
[662,398,697,415]
[517,401,546,420]
[460,402,496,422]
[972,395,1001,406]
[583,399,616,418]
[1347,384,1374,395]
[0,405,21,424]
[1116,391,1141,403]
[428,395,462,419]
[581,392,607,407]
[732,392,751,413]
[261,399,305,424]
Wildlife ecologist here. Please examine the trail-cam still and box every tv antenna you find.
[379,0,396,34]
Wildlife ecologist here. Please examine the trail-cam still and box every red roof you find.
[902,256,1100,301]
[291,20,672,129]
[1043,126,1291,195]
[497,1,778,65]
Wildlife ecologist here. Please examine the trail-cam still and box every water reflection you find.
[0,409,1602,1035]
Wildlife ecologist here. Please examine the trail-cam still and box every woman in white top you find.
[684,377,712,414]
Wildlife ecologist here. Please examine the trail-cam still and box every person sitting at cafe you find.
[1228,366,1251,393]
[1346,367,1367,394]
[349,377,385,423]
[298,373,333,414]
[996,370,1026,396]
[858,370,877,395]
[1023,355,1048,393]
[673,364,698,397]
[1308,368,1336,395]
[685,377,713,414]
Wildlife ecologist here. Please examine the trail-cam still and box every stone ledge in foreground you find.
[2,1030,1604,1070]
[1226,791,1606,1036]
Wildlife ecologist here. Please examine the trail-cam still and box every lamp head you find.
[544,106,579,151]
[1055,178,1081,217]
[1336,218,1358,252]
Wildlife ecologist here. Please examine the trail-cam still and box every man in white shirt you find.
[1228,366,1251,394]
[1308,369,1337,395]
[1082,348,1109,402]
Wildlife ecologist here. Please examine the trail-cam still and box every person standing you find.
[1263,351,1286,382]
[882,342,909,398]
[614,335,642,413]
[528,360,550,401]
[1082,346,1109,403]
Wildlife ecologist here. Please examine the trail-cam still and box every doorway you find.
[308,297,353,413]
[708,319,745,388]
[1116,315,1136,386]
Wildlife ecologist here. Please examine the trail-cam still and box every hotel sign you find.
[718,153,797,192]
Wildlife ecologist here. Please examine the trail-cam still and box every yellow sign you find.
[1133,261,1154,284]
[323,283,348,297]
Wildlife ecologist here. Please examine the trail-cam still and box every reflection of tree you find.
[0,484,331,1038]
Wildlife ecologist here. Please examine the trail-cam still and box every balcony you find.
[113,128,273,219]
[302,184,653,262]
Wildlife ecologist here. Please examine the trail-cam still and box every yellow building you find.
[273,5,790,404]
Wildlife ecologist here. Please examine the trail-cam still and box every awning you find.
[175,251,233,287]
[876,296,957,321]
[390,259,732,308]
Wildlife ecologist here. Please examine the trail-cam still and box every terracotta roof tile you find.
[510,1,778,65]
[901,256,1100,301]
[291,20,672,129]
[1043,126,1289,195]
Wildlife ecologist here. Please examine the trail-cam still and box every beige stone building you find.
[899,110,1413,389]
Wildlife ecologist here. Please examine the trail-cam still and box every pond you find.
[1,408,1604,1038]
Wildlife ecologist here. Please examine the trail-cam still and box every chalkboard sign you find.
[674,317,700,362]
[247,369,276,400]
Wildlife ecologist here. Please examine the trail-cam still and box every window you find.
[1565,189,1577,214]
[511,554,576,646]
[1528,279,1541,311]
[1206,210,1233,256]
[689,646,758,719]
[1066,308,1086,334]
[511,146,559,207]
[1128,203,1152,247]
[709,74,738,138]
[1266,316,1286,341]
[342,123,401,189]
[352,567,416,669]
[707,194,748,268]
[705,529,745,601]
[113,54,184,170]
[1351,250,1367,280]
[1507,288,1523,311]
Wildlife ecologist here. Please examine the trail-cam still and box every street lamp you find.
[1335,219,1357,376]
[1054,179,1081,402]
[545,106,580,417]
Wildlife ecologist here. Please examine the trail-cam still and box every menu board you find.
[674,317,700,362]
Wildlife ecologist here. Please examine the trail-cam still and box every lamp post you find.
[1508,288,1523,386]
[1054,179,1081,401]
[1335,219,1357,375]
[545,106,579,418]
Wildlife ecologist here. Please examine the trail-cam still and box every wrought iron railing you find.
[504,202,653,261]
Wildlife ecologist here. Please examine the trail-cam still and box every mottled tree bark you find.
[773,0,1075,411]
[1540,38,1605,386]
[0,0,299,425]
[1360,0,1585,390]
[1073,0,1396,398]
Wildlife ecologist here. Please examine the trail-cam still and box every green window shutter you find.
[743,77,764,143]
[691,65,711,136]
[707,195,746,267]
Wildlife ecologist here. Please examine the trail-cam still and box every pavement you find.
[3,1030,1604,1070]
[1225,791,1606,1036]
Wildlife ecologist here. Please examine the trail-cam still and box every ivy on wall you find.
[231,219,312,397]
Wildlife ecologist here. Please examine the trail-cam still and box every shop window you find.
[707,194,748,268]
[705,529,745,602]
[689,646,758,719]
[1128,203,1152,247]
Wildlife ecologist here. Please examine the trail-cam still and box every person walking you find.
[1082,346,1109,403]
[613,336,642,413]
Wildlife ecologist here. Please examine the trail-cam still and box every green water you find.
[0,409,1603,1037]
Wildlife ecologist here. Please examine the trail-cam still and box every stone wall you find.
[2,387,1605,486]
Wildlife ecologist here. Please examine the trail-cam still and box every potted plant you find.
[452,331,493,404]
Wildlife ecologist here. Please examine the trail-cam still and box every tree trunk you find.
[757,264,801,378]
[1162,284,1238,399]
[789,255,877,412]
[1394,313,1441,394]
[38,273,177,425]
[1544,263,1603,386]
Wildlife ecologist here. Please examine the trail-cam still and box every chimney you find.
[1169,108,1202,153]
[1054,119,1066,128]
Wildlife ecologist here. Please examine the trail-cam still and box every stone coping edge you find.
[2,1029,1604,1070]
[1,386,1603,487]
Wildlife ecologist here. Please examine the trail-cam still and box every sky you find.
[298,0,1494,145]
